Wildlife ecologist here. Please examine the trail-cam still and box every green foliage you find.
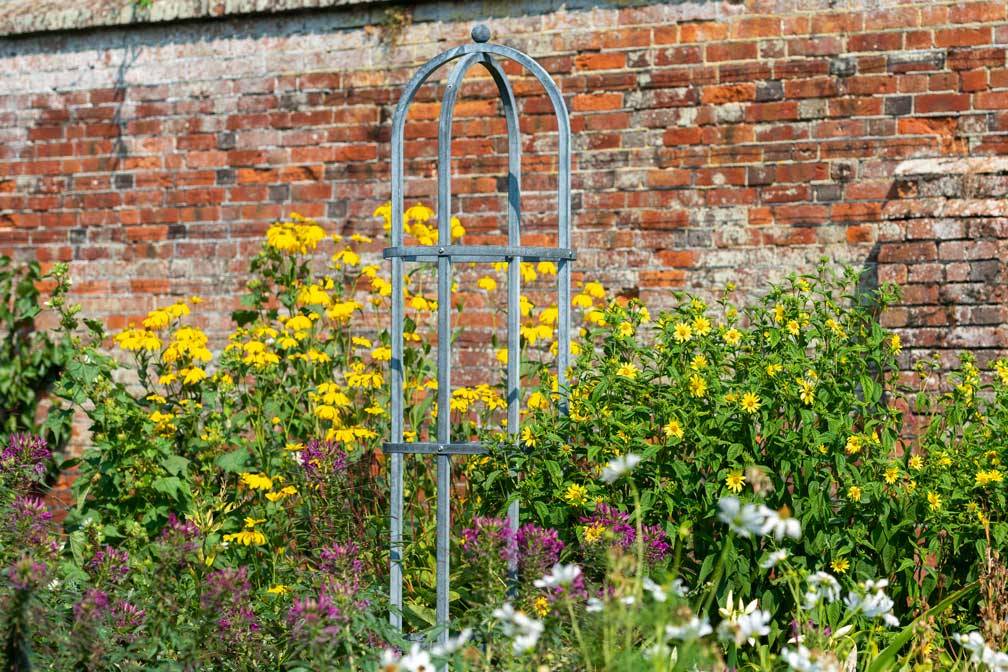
[0,256,71,452]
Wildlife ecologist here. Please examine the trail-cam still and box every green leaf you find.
[151,476,182,498]
[216,447,249,473]
[160,454,189,476]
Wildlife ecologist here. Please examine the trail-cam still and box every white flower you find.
[586,597,604,613]
[493,602,544,654]
[803,571,841,610]
[431,628,472,656]
[781,645,820,672]
[380,648,402,669]
[718,608,771,647]
[665,615,713,641]
[670,578,689,597]
[717,497,767,538]
[759,506,801,541]
[719,589,758,621]
[398,644,433,672]
[643,577,667,602]
[533,563,581,589]
[620,595,636,605]
[844,579,899,627]
[761,549,788,569]
[954,633,1008,671]
[601,453,642,482]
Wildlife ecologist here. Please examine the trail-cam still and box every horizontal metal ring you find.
[382,441,489,455]
[383,245,575,262]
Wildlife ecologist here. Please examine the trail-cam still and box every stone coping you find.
[895,157,1008,177]
[0,0,382,38]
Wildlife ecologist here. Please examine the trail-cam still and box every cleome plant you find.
[0,207,1005,671]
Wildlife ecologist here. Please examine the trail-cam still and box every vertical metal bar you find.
[389,107,406,633]
[554,76,572,415]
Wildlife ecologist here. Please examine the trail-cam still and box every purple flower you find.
[0,434,50,488]
[642,524,672,565]
[300,439,347,482]
[158,512,201,566]
[517,524,565,581]
[319,542,364,597]
[73,588,110,621]
[287,589,347,647]
[581,503,635,549]
[461,517,517,566]
[87,545,130,584]
[5,555,47,592]
[6,495,54,547]
[201,567,259,641]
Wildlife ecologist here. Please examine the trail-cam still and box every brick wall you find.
[1,0,1006,395]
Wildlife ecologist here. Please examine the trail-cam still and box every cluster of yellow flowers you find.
[372,202,465,244]
[265,214,327,255]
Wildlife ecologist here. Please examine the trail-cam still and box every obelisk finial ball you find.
[471,24,491,43]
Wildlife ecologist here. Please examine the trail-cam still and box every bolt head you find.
[471,24,491,43]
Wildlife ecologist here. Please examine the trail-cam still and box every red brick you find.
[810,12,864,34]
[914,93,971,113]
[934,27,992,48]
[571,93,623,112]
[574,52,626,71]
[679,22,728,43]
[732,16,781,39]
[706,42,758,62]
[960,69,988,92]
[949,2,1006,24]
[700,83,756,104]
[848,32,903,52]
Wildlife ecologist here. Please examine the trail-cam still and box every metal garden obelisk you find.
[383,24,573,643]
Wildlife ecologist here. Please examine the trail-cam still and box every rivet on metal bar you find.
[385,22,573,645]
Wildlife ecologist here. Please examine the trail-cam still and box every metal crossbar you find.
[386,24,573,645]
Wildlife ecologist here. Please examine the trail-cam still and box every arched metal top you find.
[388,39,572,251]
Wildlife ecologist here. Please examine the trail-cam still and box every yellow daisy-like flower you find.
[537,261,557,276]
[267,584,291,595]
[477,276,497,292]
[521,425,537,448]
[772,304,786,324]
[884,466,900,485]
[995,359,1008,385]
[616,362,638,380]
[180,367,206,386]
[240,473,274,491]
[765,363,782,377]
[663,419,684,440]
[496,348,508,365]
[527,391,548,410]
[371,346,392,362]
[847,485,862,502]
[583,521,605,544]
[583,281,605,299]
[890,333,902,355]
[572,293,593,309]
[563,483,589,506]
[223,529,267,546]
[845,435,862,455]
[617,321,634,338]
[688,374,708,398]
[976,469,1003,486]
[115,327,162,353]
[265,486,298,502]
[927,491,941,512]
[725,471,745,494]
[786,320,800,336]
[586,310,606,326]
[332,247,360,267]
[830,557,850,574]
[539,306,559,326]
[691,315,712,337]
[266,217,326,255]
[740,392,760,414]
[672,322,693,343]
[798,379,815,406]
[723,328,742,347]
[690,354,708,371]
[533,596,550,617]
[908,455,923,471]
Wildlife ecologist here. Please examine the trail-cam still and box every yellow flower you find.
[845,435,862,455]
[533,596,550,617]
[267,584,291,595]
[564,483,589,506]
[180,367,206,386]
[847,486,862,502]
[297,284,331,307]
[572,293,593,309]
[240,473,274,491]
[332,247,360,267]
[346,363,383,389]
[798,379,815,406]
[521,425,536,448]
[825,318,846,338]
[223,529,267,546]
[351,336,372,348]
[158,372,177,385]
[265,486,298,502]
[672,322,693,343]
[831,557,850,574]
[115,327,162,353]
[691,315,712,337]
[786,320,800,336]
[583,521,605,544]
[976,469,1003,486]
[663,419,684,440]
[740,392,760,414]
[772,304,786,323]
[496,348,508,365]
[520,262,538,283]
[765,363,782,377]
[149,410,176,435]
[539,306,559,326]
[725,471,745,494]
[527,391,548,410]
[688,374,707,398]
[583,281,605,299]
[890,333,902,355]
[995,360,1008,385]
[927,491,941,512]
[477,276,497,292]
[616,362,638,380]
[908,455,923,471]
[884,466,900,485]
[327,300,361,322]
[450,215,465,240]
[690,354,708,371]
[537,261,557,276]
[723,328,742,347]
[371,346,392,362]
[266,217,326,255]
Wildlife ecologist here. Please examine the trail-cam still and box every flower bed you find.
[1,207,1006,671]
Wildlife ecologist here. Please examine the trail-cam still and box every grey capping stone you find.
[0,0,385,38]
[755,80,784,102]
[884,96,912,117]
[829,56,857,78]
